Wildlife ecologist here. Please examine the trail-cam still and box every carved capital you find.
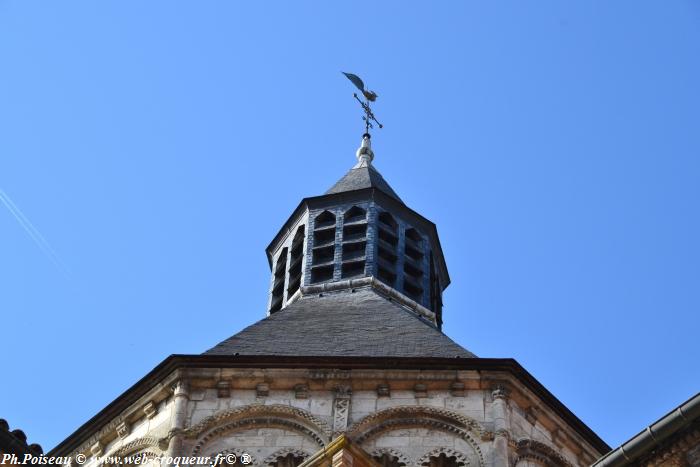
[335,385,352,399]
[170,379,190,399]
[491,383,510,400]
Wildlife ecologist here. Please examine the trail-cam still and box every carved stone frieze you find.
[332,388,351,436]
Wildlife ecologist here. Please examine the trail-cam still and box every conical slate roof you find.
[205,288,475,358]
[326,164,403,202]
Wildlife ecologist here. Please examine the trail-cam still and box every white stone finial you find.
[355,133,374,167]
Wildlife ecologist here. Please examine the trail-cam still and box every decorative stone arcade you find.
[266,134,447,329]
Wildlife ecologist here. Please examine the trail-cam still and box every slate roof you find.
[326,164,403,202]
[204,288,475,358]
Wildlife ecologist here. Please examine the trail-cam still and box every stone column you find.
[491,384,510,467]
[165,379,190,467]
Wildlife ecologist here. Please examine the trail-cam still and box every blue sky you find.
[1,0,699,452]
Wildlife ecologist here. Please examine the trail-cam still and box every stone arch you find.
[207,448,258,466]
[100,437,163,467]
[418,448,469,466]
[347,406,485,467]
[370,448,410,467]
[262,448,312,466]
[514,439,573,467]
[186,404,330,456]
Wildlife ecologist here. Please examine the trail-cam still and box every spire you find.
[354,133,374,167]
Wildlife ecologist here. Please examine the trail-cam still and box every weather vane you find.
[342,72,383,134]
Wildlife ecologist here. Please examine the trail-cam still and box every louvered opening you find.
[270,247,288,312]
[287,226,305,297]
[376,211,398,287]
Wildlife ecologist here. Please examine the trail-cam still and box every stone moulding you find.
[515,438,574,467]
[184,404,331,456]
[369,448,410,466]
[417,447,470,466]
[98,437,163,467]
[262,448,312,466]
[347,406,485,467]
[207,448,258,466]
[347,406,485,438]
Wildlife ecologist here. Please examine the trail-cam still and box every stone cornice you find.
[48,355,611,458]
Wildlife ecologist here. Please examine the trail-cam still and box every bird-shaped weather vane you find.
[342,72,383,134]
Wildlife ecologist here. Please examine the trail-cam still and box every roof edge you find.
[49,355,609,457]
[592,391,700,467]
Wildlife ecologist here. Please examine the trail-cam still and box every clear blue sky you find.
[1,0,698,452]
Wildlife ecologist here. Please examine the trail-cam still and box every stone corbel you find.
[216,380,230,398]
[143,401,157,419]
[90,441,103,457]
[450,381,465,397]
[294,384,309,399]
[116,421,130,439]
[256,383,270,397]
[414,383,428,398]
[376,384,390,397]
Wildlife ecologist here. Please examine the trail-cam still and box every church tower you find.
[49,132,610,467]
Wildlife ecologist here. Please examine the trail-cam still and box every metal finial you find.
[342,72,383,135]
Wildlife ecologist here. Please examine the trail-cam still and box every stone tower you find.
[49,135,610,467]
